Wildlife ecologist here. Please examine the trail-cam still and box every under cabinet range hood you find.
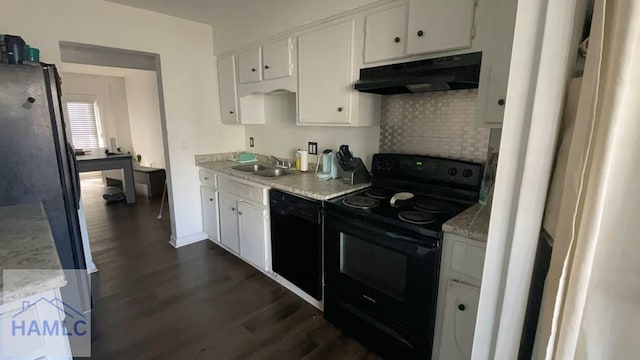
[354,52,482,95]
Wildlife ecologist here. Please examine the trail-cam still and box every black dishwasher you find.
[270,189,323,300]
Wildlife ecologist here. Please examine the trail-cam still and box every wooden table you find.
[76,153,136,204]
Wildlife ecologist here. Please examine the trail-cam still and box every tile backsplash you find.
[379,89,491,162]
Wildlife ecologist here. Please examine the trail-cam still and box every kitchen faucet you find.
[269,155,291,169]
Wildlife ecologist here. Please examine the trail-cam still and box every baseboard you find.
[169,232,208,248]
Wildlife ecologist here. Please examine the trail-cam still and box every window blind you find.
[66,101,101,149]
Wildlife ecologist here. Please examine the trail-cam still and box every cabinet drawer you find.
[199,169,217,188]
[218,175,267,206]
[450,240,485,282]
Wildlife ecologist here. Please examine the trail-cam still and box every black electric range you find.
[323,153,483,359]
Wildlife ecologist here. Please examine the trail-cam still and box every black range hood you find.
[354,52,482,95]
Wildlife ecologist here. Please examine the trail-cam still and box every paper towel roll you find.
[300,150,308,172]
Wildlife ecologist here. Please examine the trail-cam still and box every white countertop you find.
[443,203,491,243]
[0,203,66,304]
[198,160,370,201]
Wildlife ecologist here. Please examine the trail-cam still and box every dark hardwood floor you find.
[81,178,380,359]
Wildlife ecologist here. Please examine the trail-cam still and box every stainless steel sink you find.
[231,164,271,172]
[254,168,292,178]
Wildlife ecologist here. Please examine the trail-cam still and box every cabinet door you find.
[475,0,517,127]
[262,38,293,80]
[238,201,266,269]
[218,192,240,254]
[238,47,262,84]
[364,5,408,63]
[217,55,239,124]
[438,281,480,360]
[200,186,219,241]
[298,21,354,124]
[407,0,475,55]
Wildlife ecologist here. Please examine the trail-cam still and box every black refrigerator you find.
[0,63,87,271]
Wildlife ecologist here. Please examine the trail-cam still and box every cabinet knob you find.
[27,97,36,103]
[231,207,236,211]
[394,37,401,43]
[209,198,213,202]
[337,107,344,112]
[251,68,257,72]
[264,65,270,69]
[417,30,424,37]
[204,177,209,180]
[458,304,466,311]
[498,99,506,106]
[229,110,234,114]
[238,211,243,215]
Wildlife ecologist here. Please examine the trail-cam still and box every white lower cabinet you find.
[1,288,72,359]
[204,172,271,272]
[434,233,486,360]
[238,201,267,269]
[218,191,241,254]
[438,280,480,359]
[200,185,219,242]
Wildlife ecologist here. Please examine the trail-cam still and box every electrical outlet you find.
[308,142,318,155]
[249,137,254,147]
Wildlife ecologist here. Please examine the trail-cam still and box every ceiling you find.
[103,0,230,26]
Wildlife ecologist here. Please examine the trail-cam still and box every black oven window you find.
[340,233,407,301]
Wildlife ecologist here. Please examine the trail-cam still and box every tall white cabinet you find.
[297,20,380,126]
[298,21,354,125]
[217,55,240,124]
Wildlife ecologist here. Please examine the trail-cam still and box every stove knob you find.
[462,169,473,178]
[448,167,458,176]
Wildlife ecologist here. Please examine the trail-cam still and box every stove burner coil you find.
[342,196,379,209]
[365,188,389,199]
[398,211,436,225]
[414,199,452,213]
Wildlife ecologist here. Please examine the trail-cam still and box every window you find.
[66,101,104,149]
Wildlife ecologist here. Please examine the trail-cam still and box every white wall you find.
[211,0,382,54]
[2,0,245,241]
[244,93,380,167]
[124,70,165,169]
[61,73,133,153]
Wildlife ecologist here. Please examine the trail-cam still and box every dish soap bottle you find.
[295,150,301,171]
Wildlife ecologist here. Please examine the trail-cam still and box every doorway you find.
[58,42,173,273]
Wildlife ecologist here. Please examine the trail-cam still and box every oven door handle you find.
[330,215,439,249]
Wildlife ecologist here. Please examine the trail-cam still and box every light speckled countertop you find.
[0,203,66,304]
[443,203,491,243]
[197,160,370,201]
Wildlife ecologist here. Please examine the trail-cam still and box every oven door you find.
[324,212,441,338]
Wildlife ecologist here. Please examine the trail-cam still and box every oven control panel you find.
[372,153,483,188]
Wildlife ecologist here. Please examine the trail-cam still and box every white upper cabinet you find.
[217,55,240,124]
[407,0,476,55]
[238,47,262,84]
[475,0,517,127]
[298,21,354,125]
[262,38,294,80]
[364,5,408,63]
